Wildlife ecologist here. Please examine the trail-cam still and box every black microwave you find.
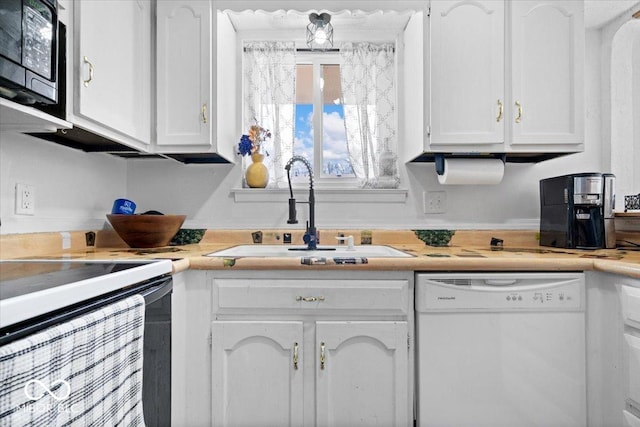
[0,0,58,105]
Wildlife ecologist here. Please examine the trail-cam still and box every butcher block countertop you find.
[1,229,639,279]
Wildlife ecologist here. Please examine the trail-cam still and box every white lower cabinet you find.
[624,333,640,410]
[211,321,304,426]
[207,271,413,427]
[586,273,640,426]
[315,321,409,427]
[211,320,408,427]
[622,282,640,422]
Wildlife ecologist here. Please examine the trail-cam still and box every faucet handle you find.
[336,235,355,250]
[287,198,298,224]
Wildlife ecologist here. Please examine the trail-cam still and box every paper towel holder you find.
[434,154,506,175]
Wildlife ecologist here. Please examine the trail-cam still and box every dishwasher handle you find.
[483,279,518,286]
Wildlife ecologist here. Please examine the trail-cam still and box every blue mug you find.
[111,198,136,215]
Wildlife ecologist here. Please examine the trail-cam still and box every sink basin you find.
[205,245,412,258]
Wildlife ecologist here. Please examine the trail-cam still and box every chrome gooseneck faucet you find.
[284,156,317,250]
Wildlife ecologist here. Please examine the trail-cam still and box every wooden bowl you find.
[107,214,187,248]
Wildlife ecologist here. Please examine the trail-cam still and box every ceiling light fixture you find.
[306,12,333,50]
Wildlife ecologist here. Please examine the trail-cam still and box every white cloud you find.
[322,112,348,160]
[294,136,313,153]
[293,108,352,167]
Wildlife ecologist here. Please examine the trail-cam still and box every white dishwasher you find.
[416,272,586,427]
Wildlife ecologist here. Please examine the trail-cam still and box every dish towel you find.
[0,294,146,427]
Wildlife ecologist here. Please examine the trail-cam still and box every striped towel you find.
[0,294,146,427]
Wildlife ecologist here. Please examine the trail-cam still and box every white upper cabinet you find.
[73,0,151,147]
[510,0,584,147]
[404,0,584,161]
[156,1,236,161]
[156,1,211,148]
[429,1,505,147]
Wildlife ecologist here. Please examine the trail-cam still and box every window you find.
[242,41,399,190]
[292,53,356,184]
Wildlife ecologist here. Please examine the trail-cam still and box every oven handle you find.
[141,277,173,305]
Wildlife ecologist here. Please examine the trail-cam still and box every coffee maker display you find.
[540,173,616,249]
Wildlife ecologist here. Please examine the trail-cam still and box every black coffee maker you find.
[540,173,616,249]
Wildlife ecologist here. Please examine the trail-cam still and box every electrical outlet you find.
[423,191,446,214]
[16,183,35,215]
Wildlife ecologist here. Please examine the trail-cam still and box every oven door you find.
[0,273,172,427]
[142,278,172,427]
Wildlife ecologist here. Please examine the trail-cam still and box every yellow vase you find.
[245,152,269,188]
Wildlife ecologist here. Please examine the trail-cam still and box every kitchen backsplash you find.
[0,29,618,235]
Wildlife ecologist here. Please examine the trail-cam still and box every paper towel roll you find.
[437,158,504,185]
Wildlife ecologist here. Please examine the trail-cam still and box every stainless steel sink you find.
[205,245,412,258]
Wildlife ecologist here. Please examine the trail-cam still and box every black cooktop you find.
[0,261,151,301]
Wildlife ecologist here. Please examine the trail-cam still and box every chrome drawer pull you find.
[296,296,325,302]
[320,342,326,370]
[293,342,299,370]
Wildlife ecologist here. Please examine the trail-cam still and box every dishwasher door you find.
[415,272,586,427]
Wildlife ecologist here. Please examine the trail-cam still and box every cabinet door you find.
[429,0,505,146]
[156,1,211,148]
[75,0,150,143]
[624,333,640,407]
[211,321,304,427]
[510,1,584,146]
[621,285,640,329]
[315,321,409,427]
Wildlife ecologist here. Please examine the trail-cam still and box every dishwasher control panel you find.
[416,273,584,311]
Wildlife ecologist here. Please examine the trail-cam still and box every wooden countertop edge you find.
[593,259,640,279]
[2,238,638,278]
[186,255,608,274]
[171,258,190,274]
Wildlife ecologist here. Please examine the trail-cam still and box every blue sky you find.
[293,104,353,176]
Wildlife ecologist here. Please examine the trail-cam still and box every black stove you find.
[0,259,174,423]
[0,260,151,301]
[0,259,172,330]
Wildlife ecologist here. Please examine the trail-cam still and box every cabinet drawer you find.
[621,286,640,329]
[213,279,409,314]
[624,333,640,406]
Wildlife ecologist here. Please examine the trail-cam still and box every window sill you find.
[232,188,408,203]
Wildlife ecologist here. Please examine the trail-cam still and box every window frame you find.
[294,51,359,188]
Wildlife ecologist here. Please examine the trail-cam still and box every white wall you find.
[0,133,127,234]
[635,32,640,193]
[125,29,604,231]
[610,18,640,204]
[0,27,612,234]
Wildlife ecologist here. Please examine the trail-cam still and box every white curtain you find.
[243,42,296,187]
[340,43,399,188]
